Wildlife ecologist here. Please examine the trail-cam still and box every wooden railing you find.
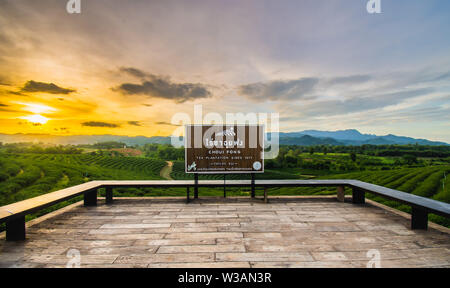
[1,180,449,241]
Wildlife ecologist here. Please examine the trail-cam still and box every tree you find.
[297,157,303,167]
[350,152,357,162]
[402,154,417,165]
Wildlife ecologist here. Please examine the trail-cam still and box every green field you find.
[0,151,449,228]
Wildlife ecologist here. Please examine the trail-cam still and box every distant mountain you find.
[0,133,171,146]
[279,135,343,146]
[280,129,376,141]
[280,129,448,146]
[0,129,447,146]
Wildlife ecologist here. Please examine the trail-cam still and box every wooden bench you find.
[1,179,449,241]
[0,181,103,240]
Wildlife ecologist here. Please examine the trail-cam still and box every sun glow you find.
[21,114,49,125]
[16,102,56,114]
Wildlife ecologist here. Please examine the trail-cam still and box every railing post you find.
[337,186,345,202]
[105,187,113,204]
[6,216,26,241]
[411,207,428,230]
[84,189,97,206]
[251,174,255,198]
[264,187,268,203]
[352,187,365,204]
[194,174,199,199]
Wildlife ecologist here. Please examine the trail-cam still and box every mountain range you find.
[277,129,448,146]
[0,129,447,146]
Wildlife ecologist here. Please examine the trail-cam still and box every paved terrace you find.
[0,196,449,268]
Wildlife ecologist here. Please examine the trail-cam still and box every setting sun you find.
[21,114,50,125]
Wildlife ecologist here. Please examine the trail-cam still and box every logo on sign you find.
[187,162,197,172]
[215,127,236,137]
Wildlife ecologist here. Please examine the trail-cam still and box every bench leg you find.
[411,207,428,230]
[264,187,268,203]
[84,189,97,206]
[352,188,365,204]
[6,216,26,241]
[105,187,113,204]
[337,186,345,202]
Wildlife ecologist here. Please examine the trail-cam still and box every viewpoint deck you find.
[0,197,449,268]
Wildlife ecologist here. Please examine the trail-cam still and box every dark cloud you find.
[326,75,372,85]
[238,75,375,102]
[283,88,435,118]
[128,121,142,126]
[21,80,75,94]
[0,103,20,113]
[54,127,69,131]
[115,74,211,103]
[0,76,9,86]
[430,71,450,82]
[155,121,181,126]
[81,121,120,128]
[8,90,26,96]
[120,67,148,78]
[238,77,319,102]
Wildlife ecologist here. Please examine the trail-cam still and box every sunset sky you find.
[0,0,449,141]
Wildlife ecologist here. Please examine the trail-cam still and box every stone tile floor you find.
[0,196,449,268]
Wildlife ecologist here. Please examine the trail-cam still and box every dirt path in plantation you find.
[160,161,174,180]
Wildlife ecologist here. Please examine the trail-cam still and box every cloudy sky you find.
[0,0,449,141]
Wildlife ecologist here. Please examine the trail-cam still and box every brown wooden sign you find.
[185,125,264,174]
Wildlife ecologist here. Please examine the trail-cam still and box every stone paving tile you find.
[245,244,335,252]
[84,233,165,240]
[250,261,367,268]
[196,217,251,223]
[43,263,149,268]
[244,232,283,239]
[0,197,449,268]
[172,222,241,228]
[164,232,244,239]
[136,239,215,246]
[100,223,171,229]
[157,244,246,253]
[26,254,119,265]
[79,246,159,255]
[114,253,215,264]
[148,262,251,268]
[1,261,45,268]
[216,252,314,262]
